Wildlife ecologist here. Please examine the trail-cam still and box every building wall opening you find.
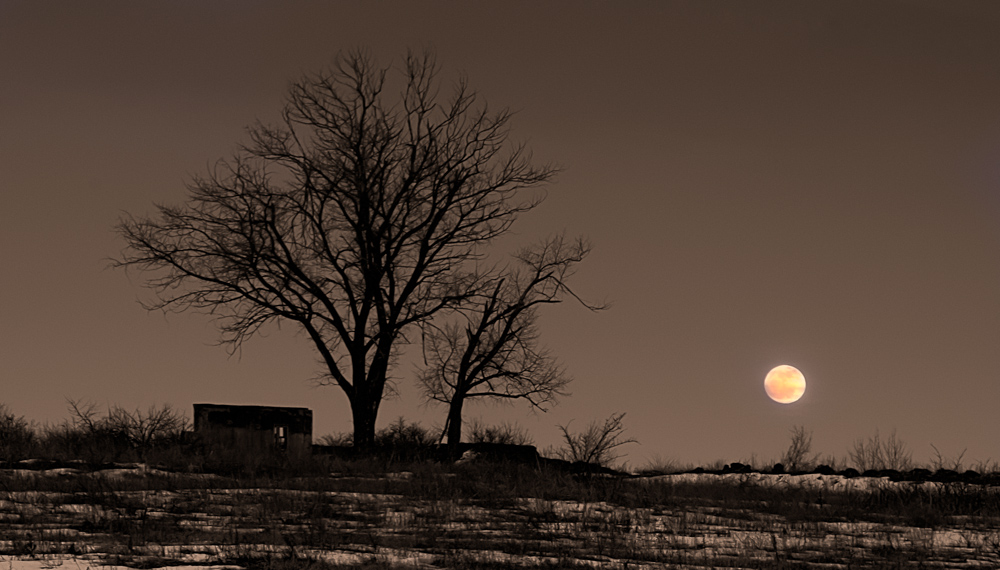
[274,425,288,450]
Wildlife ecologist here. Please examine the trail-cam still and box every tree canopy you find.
[116,51,555,447]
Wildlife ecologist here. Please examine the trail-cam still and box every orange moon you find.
[764,365,806,404]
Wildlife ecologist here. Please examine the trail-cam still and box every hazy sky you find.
[3,1,1000,468]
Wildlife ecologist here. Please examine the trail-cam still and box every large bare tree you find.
[417,234,602,451]
[115,51,554,448]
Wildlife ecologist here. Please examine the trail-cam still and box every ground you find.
[1,464,999,569]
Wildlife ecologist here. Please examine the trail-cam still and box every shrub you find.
[36,400,190,465]
[317,432,353,447]
[636,455,690,476]
[0,404,35,463]
[849,428,912,471]
[930,443,967,472]
[556,412,636,468]
[467,419,534,446]
[371,417,437,461]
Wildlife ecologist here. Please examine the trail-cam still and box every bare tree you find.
[115,51,554,448]
[781,425,819,472]
[417,235,602,450]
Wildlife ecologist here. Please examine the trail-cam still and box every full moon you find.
[764,365,806,404]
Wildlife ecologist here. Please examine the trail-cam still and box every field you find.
[3,461,1000,569]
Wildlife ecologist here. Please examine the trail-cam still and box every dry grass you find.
[2,460,1000,569]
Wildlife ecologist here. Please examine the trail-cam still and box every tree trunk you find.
[352,400,377,451]
[445,395,465,456]
[350,340,391,451]
[350,370,380,451]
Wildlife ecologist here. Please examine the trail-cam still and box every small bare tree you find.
[557,412,636,468]
[781,425,819,472]
[417,234,602,451]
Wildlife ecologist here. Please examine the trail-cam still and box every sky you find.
[3,1,1000,469]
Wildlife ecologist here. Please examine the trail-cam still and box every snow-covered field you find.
[1,465,999,569]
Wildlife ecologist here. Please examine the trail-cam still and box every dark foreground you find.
[2,462,1000,569]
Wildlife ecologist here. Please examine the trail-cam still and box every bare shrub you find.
[702,458,727,472]
[974,458,1000,475]
[317,421,439,464]
[781,425,819,472]
[638,454,689,475]
[0,404,35,462]
[40,420,119,464]
[930,444,967,472]
[110,404,188,450]
[818,454,847,472]
[557,412,636,468]
[849,428,912,471]
[375,417,436,448]
[46,400,190,464]
[77,401,187,443]
[467,419,534,446]
[736,453,771,472]
[371,418,437,462]
[317,432,353,447]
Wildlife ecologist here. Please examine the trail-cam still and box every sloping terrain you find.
[1,465,999,569]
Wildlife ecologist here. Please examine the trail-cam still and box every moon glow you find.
[764,365,806,404]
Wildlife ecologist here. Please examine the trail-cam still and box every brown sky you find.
[3,1,1000,467]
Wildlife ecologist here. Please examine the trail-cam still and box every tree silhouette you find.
[115,51,554,448]
[417,234,603,451]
